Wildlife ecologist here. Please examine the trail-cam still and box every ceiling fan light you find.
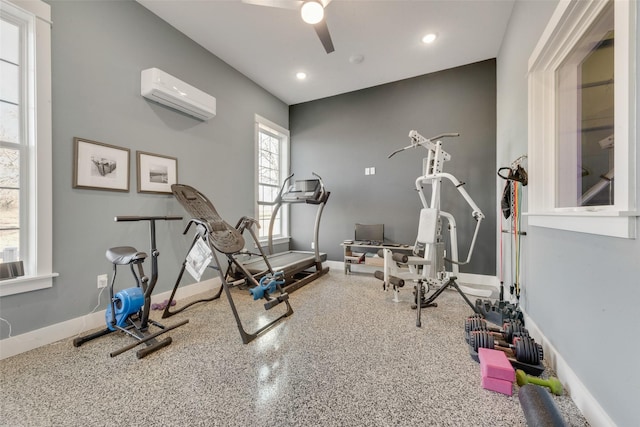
[422,33,437,44]
[301,1,324,25]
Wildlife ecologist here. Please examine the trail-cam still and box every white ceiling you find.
[137,0,515,105]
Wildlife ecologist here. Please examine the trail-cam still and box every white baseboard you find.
[522,312,616,427]
[457,272,500,288]
[0,278,218,360]
[324,260,345,270]
[327,259,500,289]
[456,273,499,298]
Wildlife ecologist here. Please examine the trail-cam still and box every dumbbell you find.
[469,330,543,365]
[475,298,524,324]
[516,369,563,396]
[465,316,529,344]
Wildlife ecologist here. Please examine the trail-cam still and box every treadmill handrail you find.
[267,172,328,255]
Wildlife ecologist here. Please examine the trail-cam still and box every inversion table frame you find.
[162,184,293,344]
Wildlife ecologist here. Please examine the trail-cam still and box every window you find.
[0,0,55,296]
[528,0,637,238]
[556,4,614,208]
[255,115,290,241]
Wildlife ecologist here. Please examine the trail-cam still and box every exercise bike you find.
[73,216,189,359]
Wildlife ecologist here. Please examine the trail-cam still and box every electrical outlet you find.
[97,274,108,289]
[311,242,315,249]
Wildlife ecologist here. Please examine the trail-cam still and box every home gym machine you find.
[161,184,293,344]
[238,172,330,293]
[73,216,189,359]
[376,131,484,326]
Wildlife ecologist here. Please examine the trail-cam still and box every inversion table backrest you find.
[171,184,245,254]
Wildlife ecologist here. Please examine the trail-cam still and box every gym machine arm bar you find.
[445,216,482,266]
[388,131,459,158]
[416,172,485,266]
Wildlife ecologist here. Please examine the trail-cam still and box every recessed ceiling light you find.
[296,72,307,80]
[422,33,437,44]
[301,1,324,25]
[349,54,365,64]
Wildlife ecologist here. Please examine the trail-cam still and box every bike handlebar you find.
[115,216,183,222]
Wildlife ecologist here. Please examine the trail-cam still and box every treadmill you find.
[241,172,330,293]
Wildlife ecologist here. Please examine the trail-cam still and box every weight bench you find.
[162,184,293,344]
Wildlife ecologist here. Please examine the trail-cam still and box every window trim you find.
[527,0,638,238]
[254,114,290,244]
[0,0,56,297]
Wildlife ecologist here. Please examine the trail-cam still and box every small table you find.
[340,241,413,274]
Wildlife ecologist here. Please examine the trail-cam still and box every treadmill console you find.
[282,179,322,202]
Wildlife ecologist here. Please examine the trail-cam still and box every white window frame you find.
[254,115,290,245]
[527,0,638,238]
[0,0,56,297]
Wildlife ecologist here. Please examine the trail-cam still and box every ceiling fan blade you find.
[313,20,334,54]
[241,0,301,10]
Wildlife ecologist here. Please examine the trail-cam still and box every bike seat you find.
[106,246,148,265]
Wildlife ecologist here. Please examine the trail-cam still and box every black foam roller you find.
[392,253,408,263]
[518,384,567,427]
[373,270,405,287]
[388,275,405,287]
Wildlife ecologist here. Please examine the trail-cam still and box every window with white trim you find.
[528,0,638,238]
[0,0,55,296]
[255,115,290,241]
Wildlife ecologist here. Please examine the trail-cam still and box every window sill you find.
[255,236,290,248]
[526,211,639,238]
[0,273,59,297]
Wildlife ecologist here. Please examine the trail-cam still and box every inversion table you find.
[162,184,293,344]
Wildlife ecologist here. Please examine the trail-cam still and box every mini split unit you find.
[141,68,216,121]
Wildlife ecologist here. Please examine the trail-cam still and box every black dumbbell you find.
[465,316,529,343]
[469,330,543,365]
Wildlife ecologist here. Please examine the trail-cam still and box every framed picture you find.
[136,151,178,194]
[73,137,130,192]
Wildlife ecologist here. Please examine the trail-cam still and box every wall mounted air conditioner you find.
[141,68,216,121]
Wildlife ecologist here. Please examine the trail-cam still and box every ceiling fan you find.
[242,0,335,54]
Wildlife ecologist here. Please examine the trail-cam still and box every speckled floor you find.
[0,271,588,426]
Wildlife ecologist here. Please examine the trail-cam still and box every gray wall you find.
[289,60,497,276]
[497,1,640,426]
[0,0,288,337]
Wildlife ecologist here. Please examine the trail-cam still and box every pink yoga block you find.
[478,347,515,382]
[481,375,513,396]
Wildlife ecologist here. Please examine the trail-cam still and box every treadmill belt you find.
[243,251,326,275]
